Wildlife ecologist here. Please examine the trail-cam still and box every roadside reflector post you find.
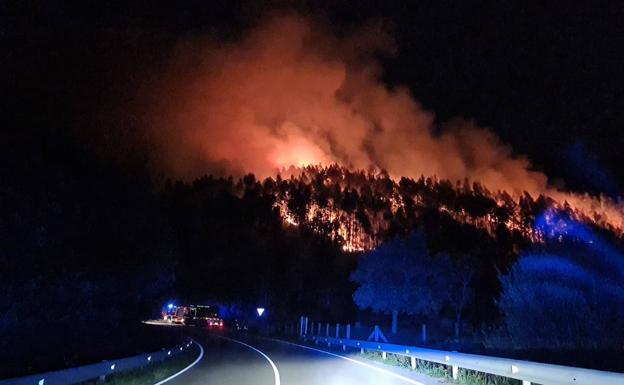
[326,323,330,337]
[382,351,387,360]
[317,322,321,335]
[343,344,346,351]
[360,347,364,354]
[411,356,416,370]
[335,323,340,338]
[346,324,351,339]
[452,365,459,380]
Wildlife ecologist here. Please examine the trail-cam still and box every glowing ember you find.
[271,166,623,252]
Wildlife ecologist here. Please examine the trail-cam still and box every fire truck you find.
[162,305,191,324]
[183,305,223,328]
[162,304,223,327]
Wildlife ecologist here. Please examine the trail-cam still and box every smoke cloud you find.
[138,13,623,231]
[142,15,541,192]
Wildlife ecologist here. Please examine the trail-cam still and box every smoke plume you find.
[139,14,623,231]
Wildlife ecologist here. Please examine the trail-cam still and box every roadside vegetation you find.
[361,351,520,385]
[78,344,199,385]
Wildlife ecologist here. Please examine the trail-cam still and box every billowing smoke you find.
[140,14,623,231]
[142,15,540,192]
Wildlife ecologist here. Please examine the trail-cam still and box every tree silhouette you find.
[351,232,442,333]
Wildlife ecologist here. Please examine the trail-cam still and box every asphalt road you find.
[165,331,444,385]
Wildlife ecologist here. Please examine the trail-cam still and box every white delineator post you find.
[410,356,416,370]
[346,324,351,339]
[326,323,330,337]
[317,322,321,335]
[335,323,340,338]
[452,365,459,380]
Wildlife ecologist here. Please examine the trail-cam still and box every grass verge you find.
[78,344,199,385]
[359,350,521,385]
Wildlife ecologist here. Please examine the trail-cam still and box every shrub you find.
[498,249,624,349]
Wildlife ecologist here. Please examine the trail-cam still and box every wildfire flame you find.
[134,14,623,243]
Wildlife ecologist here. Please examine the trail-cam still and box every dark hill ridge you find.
[187,164,618,253]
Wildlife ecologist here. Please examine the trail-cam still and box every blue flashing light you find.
[167,303,174,309]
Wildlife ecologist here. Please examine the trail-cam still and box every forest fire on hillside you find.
[131,14,624,244]
[270,166,621,252]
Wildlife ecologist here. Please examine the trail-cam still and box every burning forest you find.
[106,13,624,245]
[179,164,622,254]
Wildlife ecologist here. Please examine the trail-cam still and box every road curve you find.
[162,331,443,385]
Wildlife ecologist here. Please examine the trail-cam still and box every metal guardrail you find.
[0,339,195,385]
[302,332,624,385]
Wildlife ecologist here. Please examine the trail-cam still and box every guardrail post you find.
[326,323,330,336]
[410,356,416,370]
[335,323,340,338]
[452,365,459,380]
[421,323,427,344]
[346,324,351,339]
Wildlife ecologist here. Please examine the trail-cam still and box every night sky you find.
[3,0,624,196]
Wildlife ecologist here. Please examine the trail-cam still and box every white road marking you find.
[212,335,281,385]
[153,339,205,385]
[266,338,427,385]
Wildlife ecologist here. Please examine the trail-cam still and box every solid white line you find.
[266,338,426,385]
[212,335,281,385]
[153,339,205,385]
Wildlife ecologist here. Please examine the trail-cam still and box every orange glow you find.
[136,14,624,238]
[269,128,331,168]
